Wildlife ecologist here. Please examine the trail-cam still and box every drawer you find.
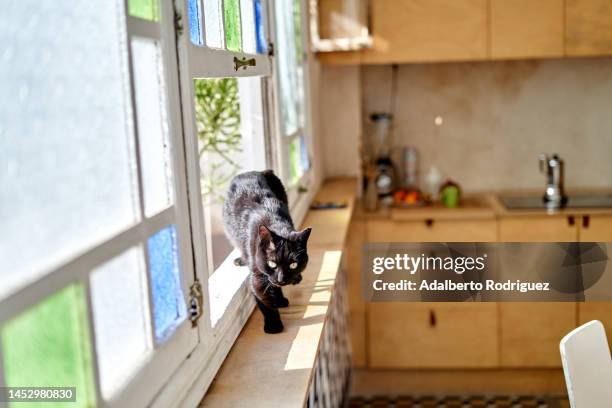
[367,219,497,242]
[368,303,498,368]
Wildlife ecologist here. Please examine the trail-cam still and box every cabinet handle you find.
[429,310,437,327]
[567,215,575,226]
[425,218,434,228]
[583,215,590,228]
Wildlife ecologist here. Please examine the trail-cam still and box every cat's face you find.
[256,226,311,286]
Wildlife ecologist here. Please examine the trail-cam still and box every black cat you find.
[223,170,311,334]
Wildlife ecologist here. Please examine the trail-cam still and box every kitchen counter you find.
[355,189,612,221]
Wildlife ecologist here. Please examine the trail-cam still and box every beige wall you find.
[318,65,362,178]
[361,57,612,191]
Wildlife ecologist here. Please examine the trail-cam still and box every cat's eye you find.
[289,262,298,269]
[267,260,277,269]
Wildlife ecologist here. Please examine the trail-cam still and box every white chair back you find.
[560,320,612,408]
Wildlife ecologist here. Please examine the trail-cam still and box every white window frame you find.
[0,1,199,407]
[267,0,316,224]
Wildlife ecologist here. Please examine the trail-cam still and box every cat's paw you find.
[233,257,246,266]
[264,319,284,334]
[275,296,289,308]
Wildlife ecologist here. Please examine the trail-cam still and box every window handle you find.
[234,56,256,71]
[583,215,590,228]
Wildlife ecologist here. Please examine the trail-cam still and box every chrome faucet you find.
[539,153,567,209]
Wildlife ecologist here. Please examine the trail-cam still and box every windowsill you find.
[198,178,357,407]
[208,249,250,326]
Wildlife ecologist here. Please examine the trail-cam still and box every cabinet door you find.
[578,303,612,352]
[579,215,612,241]
[566,0,612,56]
[490,0,564,59]
[361,0,488,64]
[500,303,576,367]
[369,303,498,368]
[367,219,497,242]
[498,216,578,242]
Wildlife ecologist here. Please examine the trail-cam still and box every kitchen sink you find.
[499,194,612,210]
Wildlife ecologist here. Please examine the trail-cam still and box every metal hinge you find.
[189,279,203,327]
[267,41,275,57]
[234,56,257,71]
[174,10,183,36]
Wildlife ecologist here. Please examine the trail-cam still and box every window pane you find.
[300,134,311,173]
[132,38,174,217]
[90,247,151,399]
[188,0,204,45]
[240,0,256,53]
[254,0,267,54]
[147,225,186,341]
[194,78,241,270]
[0,0,138,299]
[1,284,96,408]
[274,0,305,136]
[203,0,224,48]
[193,77,265,273]
[128,0,159,21]
[224,0,242,51]
[289,136,304,184]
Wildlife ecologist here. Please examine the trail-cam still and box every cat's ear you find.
[296,227,312,245]
[258,225,272,242]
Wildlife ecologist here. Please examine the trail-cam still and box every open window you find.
[0,0,197,406]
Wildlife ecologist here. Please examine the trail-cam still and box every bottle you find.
[424,165,442,201]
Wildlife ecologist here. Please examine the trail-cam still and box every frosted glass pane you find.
[1,285,96,408]
[132,38,174,217]
[240,0,256,53]
[289,136,303,184]
[254,0,267,54]
[204,0,224,48]
[91,247,151,399]
[274,0,305,136]
[128,0,159,21]
[188,0,204,45]
[148,225,186,341]
[0,1,138,299]
[224,0,242,51]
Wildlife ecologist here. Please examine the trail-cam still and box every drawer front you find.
[498,216,577,242]
[368,303,498,368]
[367,219,497,242]
[578,303,612,353]
[500,303,576,367]
[579,215,612,241]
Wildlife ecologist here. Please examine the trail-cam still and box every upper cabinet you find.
[361,0,488,64]
[566,0,612,56]
[490,0,564,59]
[317,0,612,64]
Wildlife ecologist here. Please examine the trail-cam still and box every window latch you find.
[189,279,203,327]
[234,56,256,71]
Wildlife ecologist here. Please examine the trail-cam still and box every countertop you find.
[355,189,612,221]
[198,178,356,407]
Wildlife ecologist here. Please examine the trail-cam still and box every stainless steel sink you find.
[499,194,612,210]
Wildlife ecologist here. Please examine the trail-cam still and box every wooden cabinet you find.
[566,0,612,56]
[498,215,577,242]
[367,219,497,242]
[578,214,612,241]
[490,0,564,59]
[360,0,488,64]
[369,302,498,368]
[579,303,612,352]
[500,303,576,367]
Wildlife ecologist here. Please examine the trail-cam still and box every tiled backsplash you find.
[360,58,612,191]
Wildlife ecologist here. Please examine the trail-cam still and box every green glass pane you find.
[1,285,96,408]
[224,0,242,51]
[128,0,159,21]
